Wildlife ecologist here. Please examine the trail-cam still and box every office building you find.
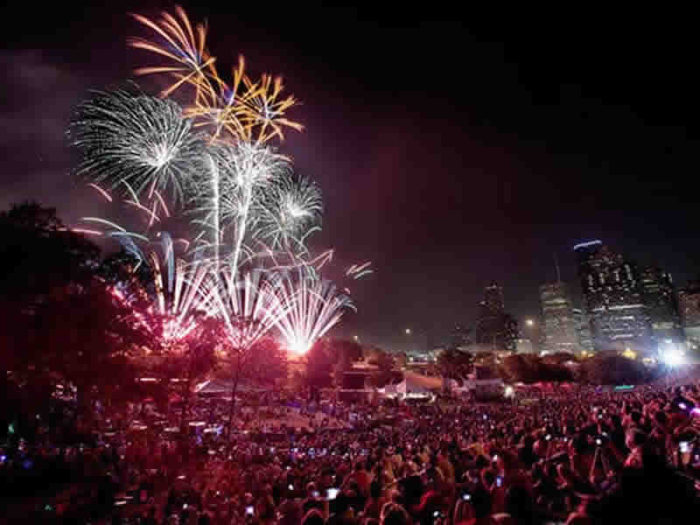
[475,281,518,351]
[679,280,700,351]
[573,308,594,351]
[515,338,535,354]
[539,282,578,353]
[483,281,505,313]
[574,240,651,352]
[640,266,683,351]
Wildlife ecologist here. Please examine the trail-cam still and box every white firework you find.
[69,89,206,204]
[144,233,219,343]
[191,141,288,273]
[211,268,284,352]
[257,173,322,251]
[270,266,355,355]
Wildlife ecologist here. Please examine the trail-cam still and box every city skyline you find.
[2,2,700,351]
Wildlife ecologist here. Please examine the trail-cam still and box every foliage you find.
[578,354,650,385]
[24,278,150,409]
[0,204,150,413]
[498,354,574,384]
[305,338,363,388]
[436,348,474,383]
[238,336,288,386]
[364,346,399,388]
[0,202,99,300]
[305,339,336,388]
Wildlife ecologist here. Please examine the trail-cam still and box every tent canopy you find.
[194,379,265,395]
[389,371,441,394]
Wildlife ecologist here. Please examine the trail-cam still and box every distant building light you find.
[573,240,603,251]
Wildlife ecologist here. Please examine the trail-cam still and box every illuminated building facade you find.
[539,282,578,353]
[679,280,700,351]
[515,338,535,354]
[475,281,518,351]
[640,266,683,351]
[573,308,594,351]
[574,240,651,352]
[483,281,505,313]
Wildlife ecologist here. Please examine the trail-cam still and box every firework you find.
[346,261,373,280]
[79,184,216,345]
[69,89,206,204]
[191,141,289,272]
[130,6,302,144]
[212,268,283,352]
[144,235,218,344]
[129,6,214,98]
[108,233,218,348]
[257,173,322,251]
[270,266,355,355]
[242,74,304,143]
[80,182,184,268]
[64,7,368,366]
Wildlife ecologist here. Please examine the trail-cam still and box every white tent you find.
[194,379,265,395]
[379,372,440,399]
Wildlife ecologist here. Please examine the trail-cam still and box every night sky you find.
[2,2,700,350]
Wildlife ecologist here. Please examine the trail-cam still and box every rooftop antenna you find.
[553,252,561,283]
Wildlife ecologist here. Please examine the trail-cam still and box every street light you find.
[525,319,535,327]
[353,335,359,342]
[405,328,412,335]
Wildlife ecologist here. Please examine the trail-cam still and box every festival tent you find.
[194,379,265,396]
[402,371,442,392]
[380,371,441,398]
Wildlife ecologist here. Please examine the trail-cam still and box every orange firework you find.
[129,5,302,144]
[242,74,304,143]
[129,6,215,97]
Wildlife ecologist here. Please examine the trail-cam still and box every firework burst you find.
[191,141,289,272]
[257,173,322,251]
[144,237,218,344]
[129,6,213,92]
[212,268,284,352]
[130,6,302,144]
[270,266,355,355]
[65,7,369,367]
[70,89,206,204]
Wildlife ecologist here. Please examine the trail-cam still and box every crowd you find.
[2,376,700,524]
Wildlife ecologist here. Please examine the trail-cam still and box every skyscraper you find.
[640,266,682,351]
[475,281,518,351]
[539,282,578,353]
[483,281,505,313]
[574,240,651,352]
[448,323,472,350]
[573,308,594,351]
[679,280,700,351]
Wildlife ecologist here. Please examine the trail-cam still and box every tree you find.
[0,204,149,422]
[27,278,151,412]
[579,354,649,385]
[0,203,101,376]
[0,202,99,299]
[151,315,222,435]
[499,354,541,383]
[98,249,154,302]
[436,348,474,383]
[306,338,363,389]
[499,354,574,383]
[333,339,364,362]
[238,336,288,386]
[305,339,336,389]
[365,346,399,388]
